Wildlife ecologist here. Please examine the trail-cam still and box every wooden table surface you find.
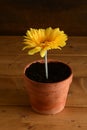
[0,36,87,130]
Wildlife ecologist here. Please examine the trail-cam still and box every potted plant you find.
[22,27,73,114]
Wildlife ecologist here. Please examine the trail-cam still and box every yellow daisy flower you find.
[23,27,68,57]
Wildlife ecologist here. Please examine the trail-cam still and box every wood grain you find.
[0,77,87,107]
[0,106,87,130]
[0,36,87,77]
[0,55,87,77]
[0,36,87,55]
[0,36,87,130]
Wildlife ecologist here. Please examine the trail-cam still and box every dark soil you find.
[25,61,72,83]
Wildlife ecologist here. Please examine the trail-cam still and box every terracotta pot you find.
[24,60,73,114]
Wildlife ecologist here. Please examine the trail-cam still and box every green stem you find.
[45,51,48,79]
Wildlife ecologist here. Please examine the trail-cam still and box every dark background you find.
[0,0,87,36]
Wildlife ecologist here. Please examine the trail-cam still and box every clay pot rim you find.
[24,59,73,85]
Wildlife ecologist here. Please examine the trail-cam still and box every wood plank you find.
[0,36,87,78]
[0,36,87,56]
[0,36,87,130]
[0,55,87,77]
[0,106,87,130]
[67,77,87,107]
[0,89,29,106]
[0,77,87,107]
[0,36,23,56]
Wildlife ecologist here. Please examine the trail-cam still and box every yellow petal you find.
[59,41,66,47]
[40,49,47,57]
[38,29,45,43]
[45,27,52,39]
[50,28,60,40]
[22,45,32,50]
[28,47,41,55]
